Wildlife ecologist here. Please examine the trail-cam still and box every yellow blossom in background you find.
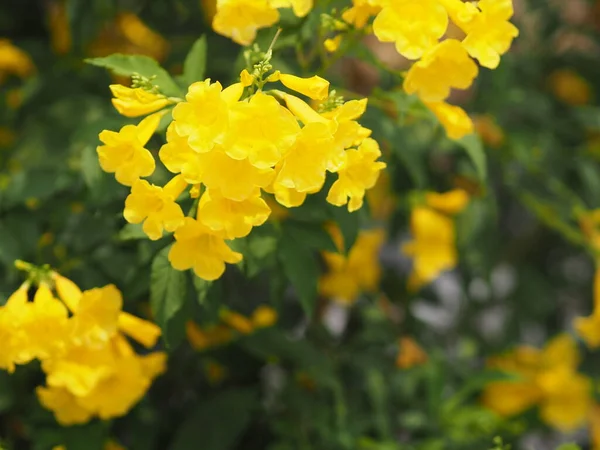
[186,321,233,350]
[97,113,161,186]
[320,228,385,305]
[220,310,254,334]
[404,39,478,103]
[252,305,278,328]
[324,36,342,53]
[47,0,72,55]
[211,0,313,45]
[473,114,505,148]
[110,85,171,118]
[124,176,187,241]
[549,69,593,106]
[482,334,593,432]
[574,266,600,348]
[425,101,474,140]
[396,337,428,369]
[342,0,383,29]
[402,207,459,291]
[425,189,469,215]
[0,39,35,82]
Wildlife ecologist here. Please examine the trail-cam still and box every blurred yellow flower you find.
[425,189,469,216]
[425,101,474,140]
[252,305,278,328]
[482,334,592,432]
[574,267,600,348]
[0,39,35,82]
[47,0,72,54]
[549,69,592,106]
[473,114,505,148]
[396,337,428,369]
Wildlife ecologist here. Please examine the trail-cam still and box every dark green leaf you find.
[150,246,187,348]
[182,36,207,88]
[278,234,319,317]
[170,389,256,450]
[457,134,487,182]
[85,54,183,97]
[282,221,338,253]
[330,206,360,253]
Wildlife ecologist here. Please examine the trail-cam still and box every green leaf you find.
[170,389,256,450]
[85,54,183,97]
[150,246,188,348]
[458,134,487,182]
[278,234,319,317]
[182,36,207,88]
[282,221,338,253]
[117,223,148,241]
[330,206,360,253]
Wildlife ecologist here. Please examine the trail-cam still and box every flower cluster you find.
[482,334,592,432]
[99,66,385,281]
[402,189,469,291]
[339,0,519,140]
[211,0,313,45]
[319,225,385,305]
[0,264,166,425]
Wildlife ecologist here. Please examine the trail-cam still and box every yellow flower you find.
[198,148,275,201]
[327,138,386,212]
[109,85,171,118]
[549,69,593,106]
[425,101,474,140]
[124,175,187,241]
[574,267,600,348]
[220,310,254,334]
[172,79,230,153]
[198,189,271,239]
[402,207,457,291]
[279,74,330,101]
[396,337,428,369]
[116,13,169,62]
[424,189,469,215]
[270,0,313,17]
[97,113,160,186]
[276,122,341,194]
[159,124,206,184]
[458,0,519,69]
[36,386,93,425]
[473,114,505,148]
[324,36,342,53]
[342,0,383,29]
[223,92,300,168]
[373,0,448,60]
[251,305,278,328]
[117,312,162,349]
[212,0,280,46]
[169,217,243,280]
[0,285,32,372]
[403,39,478,102]
[186,321,233,350]
[322,99,372,150]
[320,228,385,305]
[0,39,35,81]
[482,334,593,432]
[69,285,124,347]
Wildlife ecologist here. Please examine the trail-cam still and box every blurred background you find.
[2,0,600,449]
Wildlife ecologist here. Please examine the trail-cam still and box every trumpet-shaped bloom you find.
[97,113,160,186]
[320,228,385,305]
[109,85,170,117]
[373,0,448,60]
[404,39,478,103]
[198,189,271,239]
[424,189,469,216]
[279,74,329,101]
[276,122,342,193]
[327,138,386,212]
[36,386,94,426]
[169,217,243,280]
[70,285,123,347]
[159,124,206,184]
[0,286,32,371]
[402,207,457,291]
[460,0,519,69]
[223,92,300,168]
[212,0,279,46]
[343,0,383,29]
[172,80,230,153]
[425,101,474,140]
[124,175,187,240]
